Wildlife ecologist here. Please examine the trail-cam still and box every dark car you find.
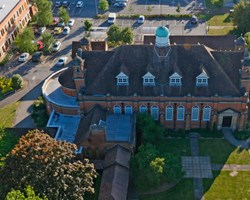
[190,15,198,25]
[32,51,44,62]
[55,1,61,7]
[113,2,127,7]
[62,1,70,7]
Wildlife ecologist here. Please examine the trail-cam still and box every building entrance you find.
[222,116,232,127]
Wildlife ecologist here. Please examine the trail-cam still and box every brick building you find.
[0,0,34,61]
[43,27,250,133]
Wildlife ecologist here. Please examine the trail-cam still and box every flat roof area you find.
[48,112,80,142]
[43,76,79,108]
[0,0,20,24]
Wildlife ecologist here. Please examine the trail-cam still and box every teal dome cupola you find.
[155,26,170,47]
[156,26,170,37]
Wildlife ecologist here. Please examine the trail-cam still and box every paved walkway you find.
[223,128,250,149]
[189,132,205,200]
[212,164,250,171]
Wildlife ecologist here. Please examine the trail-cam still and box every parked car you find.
[57,21,65,27]
[56,57,68,67]
[63,26,70,35]
[116,0,128,2]
[54,27,63,34]
[37,27,46,35]
[18,53,29,62]
[68,19,75,27]
[191,15,198,25]
[52,41,62,51]
[52,17,59,25]
[138,15,145,24]
[32,51,44,62]
[76,1,83,7]
[62,1,70,7]
[55,1,61,7]
[113,2,127,7]
[37,40,44,50]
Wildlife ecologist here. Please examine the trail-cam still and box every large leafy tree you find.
[98,0,109,11]
[34,0,53,26]
[0,130,97,199]
[41,32,55,53]
[6,186,47,200]
[14,27,36,53]
[107,25,133,46]
[58,7,70,24]
[233,1,250,33]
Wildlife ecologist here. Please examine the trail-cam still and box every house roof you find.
[144,35,236,50]
[99,145,131,200]
[105,115,134,143]
[74,105,107,145]
[104,145,131,169]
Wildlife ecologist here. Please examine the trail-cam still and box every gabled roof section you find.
[170,72,182,79]
[143,72,155,78]
[116,71,128,78]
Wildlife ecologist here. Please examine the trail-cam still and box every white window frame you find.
[191,106,199,121]
[177,106,185,121]
[170,78,181,86]
[151,105,159,120]
[143,72,155,86]
[139,105,148,113]
[125,105,133,115]
[203,106,211,121]
[113,105,121,114]
[166,106,173,121]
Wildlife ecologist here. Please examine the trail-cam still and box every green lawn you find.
[199,139,250,164]
[140,179,194,200]
[203,171,250,199]
[155,138,191,158]
[207,13,234,26]
[208,27,235,35]
[0,102,19,127]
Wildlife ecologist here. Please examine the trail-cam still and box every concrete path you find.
[212,164,250,171]
[189,132,205,200]
[223,128,250,149]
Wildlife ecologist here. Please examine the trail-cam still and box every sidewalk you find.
[223,128,250,149]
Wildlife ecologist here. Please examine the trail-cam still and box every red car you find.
[52,17,59,25]
[37,41,44,50]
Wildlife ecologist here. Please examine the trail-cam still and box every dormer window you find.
[196,70,209,86]
[116,72,129,86]
[169,72,182,86]
[143,72,155,86]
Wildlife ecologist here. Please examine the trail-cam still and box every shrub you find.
[84,19,93,31]
[0,52,13,66]
[233,131,250,140]
[31,96,49,127]
[11,74,23,90]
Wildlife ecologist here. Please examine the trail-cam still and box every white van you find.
[108,13,116,24]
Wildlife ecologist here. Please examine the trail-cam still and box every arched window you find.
[151,105,159,120]
[203,106,211,121]
[125,105,133,115]
[191,106,199,121]
[113,105,121,114]
[177,106,185,121]
[166,106,173,121]
[139,105,148,113]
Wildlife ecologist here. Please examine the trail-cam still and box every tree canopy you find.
[14,27,36,53]
[107,25,133,46]
[6,186,47,200]
[34,0,53,26]
[58,7,70,24]
[0,130,97,199]
[233,0,250,33]
[98,0,109,11]
[41,32,55,53]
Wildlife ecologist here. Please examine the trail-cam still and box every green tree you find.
[245,32,250,51]
[34,0,53,26]
[210,0,224,7]
[176,3,181,12]
[14,27,36,53]
[84,19,93,31]
[31,96,49,127]
[58,7,70,24]
[41,32,55,53]
[150,157,165,174]
[11,74,23,90]
[6,186,47,200]
[98,0,109,11]
[121,27,133,44]
[0,130,97,199]
[107,24,122,45]
[233,1,250,33]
